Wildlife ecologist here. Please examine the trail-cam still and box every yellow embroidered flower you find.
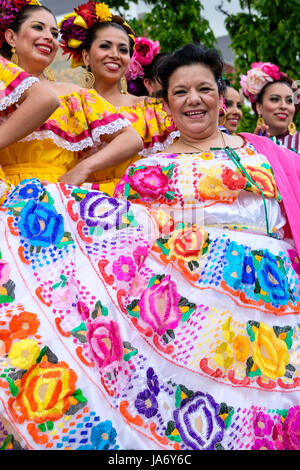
[221,317,235,343]
[251,322,289,380]
[8,339,40,370]
[95,3,112,22]
[232,335,250,362]
[240,165,278,199]
[213,342,234,369]
[168,225,208,262]
[197,165,234,202]
[16,361,77,423]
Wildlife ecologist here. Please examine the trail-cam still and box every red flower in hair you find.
[75,0,97,28]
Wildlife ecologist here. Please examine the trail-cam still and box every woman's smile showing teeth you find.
[184,110,206,119]
[105,62,120,71]
[35,44,52,55]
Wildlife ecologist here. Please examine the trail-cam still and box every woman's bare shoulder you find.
[49,81,82,96]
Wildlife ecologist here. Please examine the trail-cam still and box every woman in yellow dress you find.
[0,56,61,202]
[59,1,179,196]
[0,1,143,188]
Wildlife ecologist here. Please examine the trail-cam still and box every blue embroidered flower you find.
[257,255,289,305]
[146,367,160,396]
[19,182,40,200]
[77,420,118,450]
[225,241,245,264]
[241,255,256,285]
[223,241,245,289]
[135,389,159,418]
[173,391,225,450]
[18,199,64,247]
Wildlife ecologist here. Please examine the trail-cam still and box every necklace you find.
[180,131,227,153]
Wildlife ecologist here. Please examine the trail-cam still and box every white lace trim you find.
[18,117,131,151]
[138,130,180,157]
[0,76,39,111]
[91,117,131,143]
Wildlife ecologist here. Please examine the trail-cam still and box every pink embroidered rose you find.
[283,406,300,450]
[139,275,181,335]
[129,272,148,297]
[133,246,148,267]
[272,422,286,450]
[134,38,160,66]
[87,318,124,371]
[112,255,136,282]
[130,166,169,200]
[0,260,10,285]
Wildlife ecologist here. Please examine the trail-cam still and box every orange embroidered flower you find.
[232,335,251,362]
[241,165,278,199]
[168,225,208,262]
[16,361,77,423]
[221,167,247,191]
[0,329,12,354]
[9,312,40,340]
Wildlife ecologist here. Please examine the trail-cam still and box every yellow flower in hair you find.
[28,0,41,5]
[95,2,112,22]
[73,14,88,29]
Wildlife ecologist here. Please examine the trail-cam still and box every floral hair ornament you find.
[58,0,136,69]
[125,37,160,81]
[240,61,300,112]
[0,0,41,45]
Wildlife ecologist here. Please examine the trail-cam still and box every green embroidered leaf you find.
[246,357,261,377]
[6,377,19,397]
[71,322,87,343]
[123,341,138,361]
[56,232,74,249]
[91,300,108,319]
[72,388,88,403]
[175,384,194,408]
[165,421,182,442]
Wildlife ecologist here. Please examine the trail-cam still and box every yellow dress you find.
[0,57,41,203]
[88,97,179,196]
[0,67,131,187]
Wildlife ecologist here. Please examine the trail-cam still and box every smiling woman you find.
[0,0,143,187]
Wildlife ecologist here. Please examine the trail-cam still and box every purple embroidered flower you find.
[251,438,274,450]
[283,406,300,450]
[79,192,130,229]
[135,389,159,418]
[253,411,274,437]
[112,255,136,282]
[272,422,286,450]
[173,391,224,450]
[146,367,160,396]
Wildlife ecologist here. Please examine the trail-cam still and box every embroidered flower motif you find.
[253,412,274,437]
[173,391,225,450]
[9,312,40,340]
[77,420,118,450]
[196,165,233,202]
[272,422,286,450]
[8,338,40,370]
[133,246,148,267]
[86,318,124,371]
[283,406,300,450]
[287,249,300,275]
[18,199,64,247]
[19,182,40,200]
[168,225,208,262]
[79,192,130,229]
[221,167,247,190]
[112,255,136,282]
[52,285,77,309]
[232,335,250,362]
[213,342,234,369]
[16,361,77,423]
[250,322,289,380]
[67,95,81,113]
[146,367,160,396]
[129,272,148,297]
[135,389,159,418]
[139,275,181,335]
[241,165,278,199]
[0,259,10,285]
[129,166,170,200]
[257,253,289,305]
[251,437,274,450]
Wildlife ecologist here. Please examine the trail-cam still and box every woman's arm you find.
[59,125,143,186]
[0,81,60,150]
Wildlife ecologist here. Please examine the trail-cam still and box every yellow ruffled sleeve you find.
[119,97,179,156]
[0,57,39,111]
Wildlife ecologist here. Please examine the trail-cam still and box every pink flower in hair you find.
[260,63,281,80]
[134,37,160,67]
[125,57,144,81]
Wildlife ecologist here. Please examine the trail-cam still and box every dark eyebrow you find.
[270,93,293,99]
[99,39,129,47]
[173,81,213,89]
[30,20,58,32]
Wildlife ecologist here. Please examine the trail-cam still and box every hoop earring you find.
[219,107,227,126]
[80,69,95,89]
[120,76,128,94]
[44,67,55,82]
[11,47,18,65]
[288,121,297,136]
[256,114,264,127]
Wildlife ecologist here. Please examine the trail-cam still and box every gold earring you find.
[257,114,264,127]
[288,121,297,136]
[219,107,227,126]
[120,76,128,94]
[11,47,18,65]
[44,67,55,82]
[80,69,95,89]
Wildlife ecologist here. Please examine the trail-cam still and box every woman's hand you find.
[254,123,270,137]
[59,161,91,187]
